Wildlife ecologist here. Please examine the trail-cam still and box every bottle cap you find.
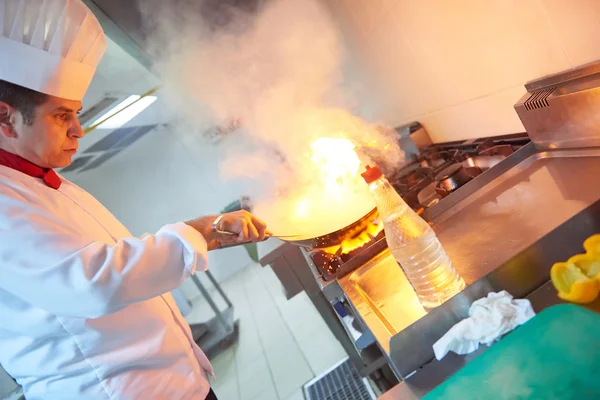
[361,165,383,184]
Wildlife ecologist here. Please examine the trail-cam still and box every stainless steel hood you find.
[84,0,262,71]
[515,60,600,149]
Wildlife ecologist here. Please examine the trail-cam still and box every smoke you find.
[140,0,405,237]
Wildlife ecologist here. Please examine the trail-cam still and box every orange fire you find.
[310,137,362,190]
[288,136,380,248]
[320,215,384,255]
[338,218,384,253]
[293,137,363,218]
[293,197,312,219]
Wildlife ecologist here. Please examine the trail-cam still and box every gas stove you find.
[310,132,531,281]
[387,132,531,211]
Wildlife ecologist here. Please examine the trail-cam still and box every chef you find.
[0,1,267,399]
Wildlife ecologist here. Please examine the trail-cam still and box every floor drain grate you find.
[304,358,376,400]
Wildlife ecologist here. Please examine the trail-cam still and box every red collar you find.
[0,149,62,189]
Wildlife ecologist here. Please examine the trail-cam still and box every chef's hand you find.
[217,210,268,243]
[185,211,268,250]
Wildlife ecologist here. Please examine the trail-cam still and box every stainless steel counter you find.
[339,249,425,354]
[337,144,600,393]
[433,147,600,283]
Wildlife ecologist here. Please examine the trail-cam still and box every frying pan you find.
[215,207,379,250]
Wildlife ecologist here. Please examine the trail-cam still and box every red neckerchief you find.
[0,148,61,189]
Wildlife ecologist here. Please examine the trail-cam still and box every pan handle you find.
[212,229,270,250]
[216,237,269,249]
[211,229,305,250]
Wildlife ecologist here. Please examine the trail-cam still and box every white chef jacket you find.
[0,165,214,400]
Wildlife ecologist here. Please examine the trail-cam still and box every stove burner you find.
[417,181,441,209]
[419,153,446,169]
[394,169,433,191]
[435,163,481,196]
[435,163,463,181]
[476,139,515,157]
[398,136,526,208]
[388,165,436,209]
[461,154,506,170]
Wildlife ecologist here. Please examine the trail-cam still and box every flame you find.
[310,137,361,191]
[294,197,312,219]
[339,218,384,253]
[292,137,363,219]
[321,218,384,255]
[293,136,385,253]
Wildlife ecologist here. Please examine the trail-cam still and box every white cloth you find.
[0,166,214,400]
[0,0,106,100]
[433,291,535,360]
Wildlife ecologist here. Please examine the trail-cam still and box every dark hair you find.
[0,80,49,125]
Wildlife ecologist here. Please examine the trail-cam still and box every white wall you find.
[324,0,600,142]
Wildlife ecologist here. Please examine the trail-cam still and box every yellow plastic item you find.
[584,235,600,257]
[551,261,599,304]
[567,253,600,281]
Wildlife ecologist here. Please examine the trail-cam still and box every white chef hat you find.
[0,0,107,101]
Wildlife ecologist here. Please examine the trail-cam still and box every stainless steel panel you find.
[515,60,600,149]
[340,251,426,354]
[524,59,600,92]
[433,148,600,283]
[340,147,600,378]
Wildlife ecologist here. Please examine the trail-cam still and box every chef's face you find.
[1,95,84,169]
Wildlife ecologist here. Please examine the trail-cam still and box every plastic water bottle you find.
[361,165,465,308]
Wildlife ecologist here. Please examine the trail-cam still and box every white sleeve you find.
[0,199,208,318]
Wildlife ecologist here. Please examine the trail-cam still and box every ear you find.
[0,102,18,139]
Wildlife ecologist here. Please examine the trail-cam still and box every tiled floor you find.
[186,263,348,400]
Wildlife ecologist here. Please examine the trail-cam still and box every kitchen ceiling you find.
[87,0,262,68]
